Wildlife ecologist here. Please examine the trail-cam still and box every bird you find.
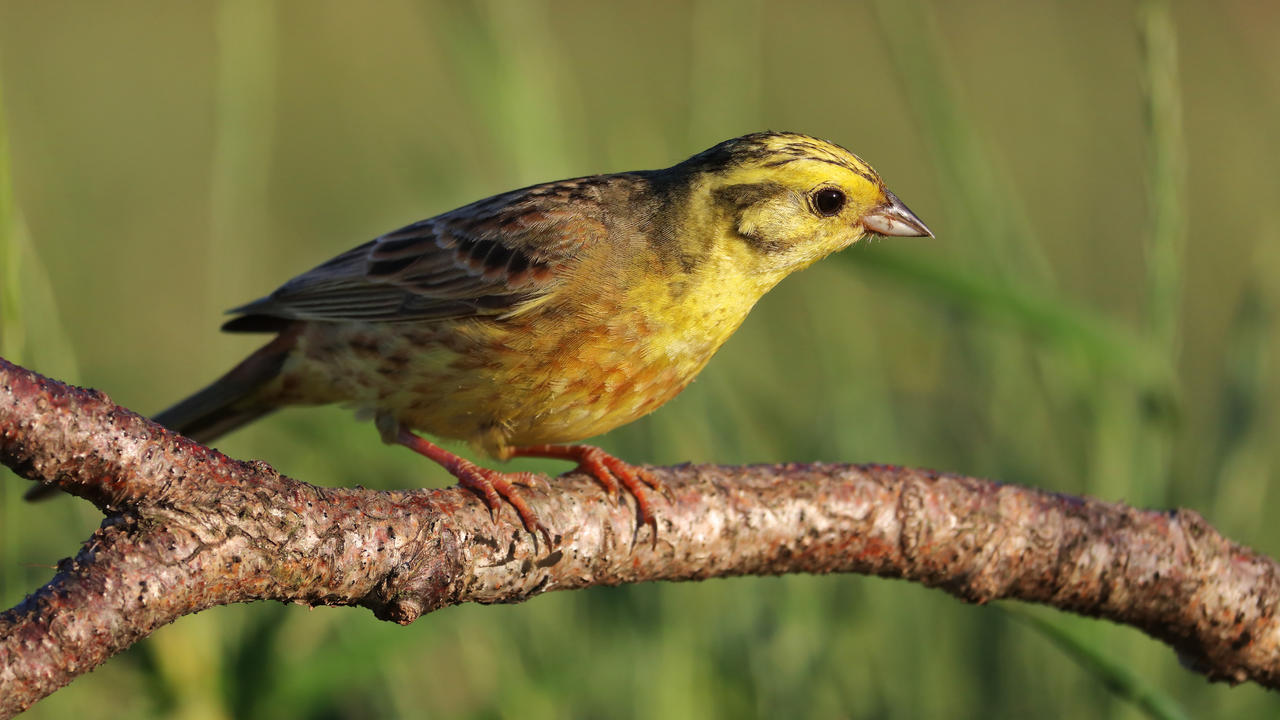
[33,131,932,539]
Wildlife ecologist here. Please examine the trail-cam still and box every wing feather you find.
[223,177,619,331]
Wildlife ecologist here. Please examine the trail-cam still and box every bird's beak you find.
[861,189,934,238]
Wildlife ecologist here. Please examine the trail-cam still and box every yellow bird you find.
[148,132,931,537]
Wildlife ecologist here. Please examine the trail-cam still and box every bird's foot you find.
[453,465,553,544]
[509,444,667,541]
[395,428,552,544]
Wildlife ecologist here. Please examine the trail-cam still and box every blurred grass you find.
[1006,607,1190,720]
[3,0,1280,718]
[0,72,19,364]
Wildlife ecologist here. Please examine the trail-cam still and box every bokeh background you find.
[3,1,1279,717]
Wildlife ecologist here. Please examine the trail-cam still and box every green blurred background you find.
[2,0,1278,717]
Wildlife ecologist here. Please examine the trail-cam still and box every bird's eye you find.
[811,188,846,217]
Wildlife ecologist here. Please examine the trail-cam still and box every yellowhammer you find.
[137,132,932,538]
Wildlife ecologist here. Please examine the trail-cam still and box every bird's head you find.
[676,131,932,282]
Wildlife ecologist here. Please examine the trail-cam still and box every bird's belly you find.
[496,350,692,448]
[282,311,715,456]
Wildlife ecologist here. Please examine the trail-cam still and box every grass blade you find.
[1007,607,1191,720]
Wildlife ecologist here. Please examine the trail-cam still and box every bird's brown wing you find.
[222,178,615,332]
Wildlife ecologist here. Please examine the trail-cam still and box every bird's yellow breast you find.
[470,233,775,454]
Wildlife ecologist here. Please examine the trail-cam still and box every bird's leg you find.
[386,423,551,542]
[508,444,667,536]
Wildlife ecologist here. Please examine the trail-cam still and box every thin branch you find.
[1,356,1278,716]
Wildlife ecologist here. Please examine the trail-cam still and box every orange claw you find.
[396,429,551,543]
[510,444,667,540]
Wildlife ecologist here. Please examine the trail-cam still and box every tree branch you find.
[1,356,1277,716]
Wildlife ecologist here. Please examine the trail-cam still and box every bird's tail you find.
[153,331,297,443]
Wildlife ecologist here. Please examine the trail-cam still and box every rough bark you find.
[1,356,1277,716]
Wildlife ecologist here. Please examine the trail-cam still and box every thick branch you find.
[1,357,1278,716]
